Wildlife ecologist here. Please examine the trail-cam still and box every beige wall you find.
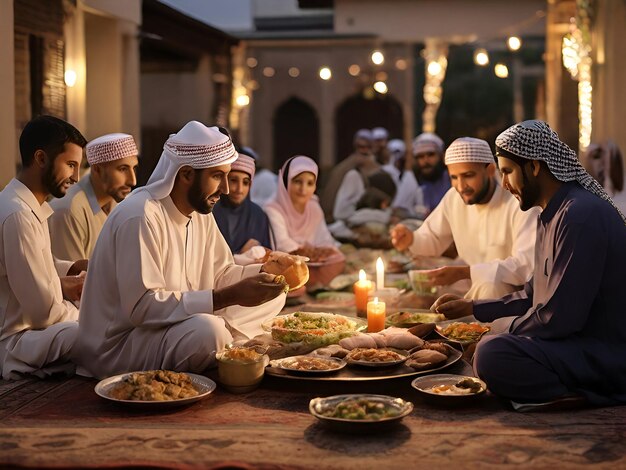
[335,0,545,42]
[141,56,214,130]
[0,0,16,187]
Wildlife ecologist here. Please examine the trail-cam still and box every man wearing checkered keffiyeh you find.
[443,120,626,408]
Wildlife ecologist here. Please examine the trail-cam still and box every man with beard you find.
[0,115,87,379]
[73,121,291,378]
[393,132,451,219]
[320,129,379,222]
[49,133,139,260]
[391,137,538,299]
[433,121,626,408]
[213,151,274,261]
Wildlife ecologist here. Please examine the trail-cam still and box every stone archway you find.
[335,92,403,163]
[273,96,319,171]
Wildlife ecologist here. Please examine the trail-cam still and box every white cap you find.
[86,133,138,166]
[412,132,444,156]
[445,137,494,165]
[372,127,389,140]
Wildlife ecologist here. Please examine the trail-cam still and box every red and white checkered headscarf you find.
[86,133,138,166]
[139,121,238,200]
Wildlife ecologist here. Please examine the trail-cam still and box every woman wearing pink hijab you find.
[265,156,344,289]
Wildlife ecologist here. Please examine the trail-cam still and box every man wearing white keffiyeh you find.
[73,122,288,379]
[433,120,626,408]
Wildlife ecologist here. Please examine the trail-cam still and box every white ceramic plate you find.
[95,371,216,408]
[270,356,346,375]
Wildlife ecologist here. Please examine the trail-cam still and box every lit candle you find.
[376,257,385,291]
[367,296,386,332]
[353,269,374,317]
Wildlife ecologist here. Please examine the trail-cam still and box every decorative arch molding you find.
[272,96,320,171]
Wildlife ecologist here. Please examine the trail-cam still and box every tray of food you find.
[264,341,462,381]
[411,374,487,405]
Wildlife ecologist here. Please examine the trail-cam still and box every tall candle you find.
[376,257,385,291]
[367,297,386,332]
[354,269,374,318]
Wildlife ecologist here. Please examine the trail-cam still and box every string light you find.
[371,51,385,65]
[319,67,332,80]
[507,36,522,51]
[473,49,489,66]
[348,64,361,76]
[262,67,275,78]
[562,7,593,150]
[494,63,509,78]
[373,81,388,94]
[288,67,300,78]
[422,41,448,133]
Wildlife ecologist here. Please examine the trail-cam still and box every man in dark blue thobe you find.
[434,120,626,407]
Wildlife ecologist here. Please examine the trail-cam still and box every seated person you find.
[392,132,450,219]
[73,122,294,379]
[49,133,139,260]
[391,137,538,299]
[434,120,626,407]
[265,155,339,254]
[0,115,87,379]
[213,151,274,264]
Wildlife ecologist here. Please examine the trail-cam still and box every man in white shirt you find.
[391,137,539,299]
[73,122,290,379]
[393,132,450,219]
[0,115,87,379]
[49,133,139,261]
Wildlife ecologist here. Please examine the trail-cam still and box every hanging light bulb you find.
[507,36,522,51]
[373,81,388,94]
[494,63,509,78]
[371,50,385,65]
[474,48,489,66]
[427,60,442,76]
[319,67,332,80]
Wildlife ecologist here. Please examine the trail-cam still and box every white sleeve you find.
[3,213,73,327]
[470,207,539,286]
[49,207,88,262]
[333,170,365,221]
[264,206,300,253]
[408,191,454,256]
[392,171,423,215]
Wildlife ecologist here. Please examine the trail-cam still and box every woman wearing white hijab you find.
[265,156,339,252]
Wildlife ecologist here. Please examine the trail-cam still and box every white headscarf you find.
[138,121,238,200]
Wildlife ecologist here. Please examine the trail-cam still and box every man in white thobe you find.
[49,133,139,261]
[391,137,539,299]
[73,122,289,379]
[0,115,87,379]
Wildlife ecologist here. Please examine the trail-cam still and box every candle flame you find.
[376,257,384,271]
[359,269,366,282]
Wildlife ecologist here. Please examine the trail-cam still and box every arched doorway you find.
[273,97,319,171]
[335,92,403,163]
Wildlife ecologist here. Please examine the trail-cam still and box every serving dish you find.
[262,312,366,347]
[95,371,216,408]
[269,355,346,375]
[411,374,487,406]
[309,394,413,433]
